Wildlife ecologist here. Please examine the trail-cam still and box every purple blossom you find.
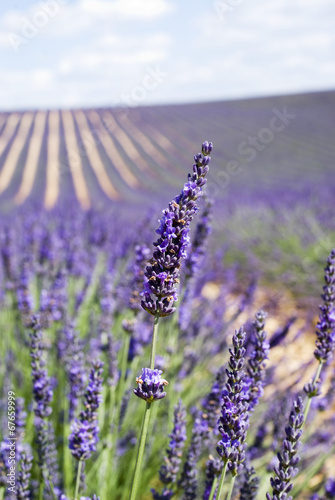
[69,360,104,461]
[17,453,33,499]
[178,408,207,500]
[239,465,259,500]
[30,317,53,420]
[217,327,249,476]
[325,478,335,499]
[314,249,335,363]
[243,310,270,413]
[266,396,305,500]
[141,141,213,317]
[133,368,169,403]
[201,366,226,438]
[159,400,187,485]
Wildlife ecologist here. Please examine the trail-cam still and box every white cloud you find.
[0,0,175,45]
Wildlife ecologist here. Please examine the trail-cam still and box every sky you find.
[0,0,334,110]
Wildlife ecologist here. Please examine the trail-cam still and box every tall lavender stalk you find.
[266,397,305,500]
[29,314,56,500]
[129,141,213,500]
[304,249,335,421]
[68,360,103,500]
[216,327,249,500]
[152,400,187,499]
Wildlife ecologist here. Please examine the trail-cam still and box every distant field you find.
[0,90,334,210]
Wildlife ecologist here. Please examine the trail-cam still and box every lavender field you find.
[0,92,334,500]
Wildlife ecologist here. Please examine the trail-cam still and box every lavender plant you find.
[128,141,213,500]
[0,139,334,500]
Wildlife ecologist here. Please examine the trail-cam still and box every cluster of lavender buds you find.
[152,400,187,499]
[69,360,104,461]
[201,366,226,437]
[59,322,87,421]
[217,327,249,476]
[30,315,53,455]
[203,456,224,500]
[133,368,169,403]
[314,249,335,364]
[184,197,212,283]
[239,465,259,500]
[141,141,213,317]
[266,396,305,500]
[178,409,207,499]
[17,453,33,499]
[243,311,270,413]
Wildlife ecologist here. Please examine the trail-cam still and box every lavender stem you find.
[150,314,160,369]
[208,476,219,500]
[304,360,323,423]
[129,315,162,499]
[129,402,152,500]
[216,461,228,500]
[226,476,236,500]
[74,459,84,500]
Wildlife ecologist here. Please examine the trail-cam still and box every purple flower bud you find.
[133,368,168,403]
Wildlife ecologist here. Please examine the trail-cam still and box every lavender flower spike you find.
[217,327,249,476]
[69,360,104,461]
[141,141,213,317]
[243,310,270,413]
[314,249,335,364]
[134,368,169,403]
[266,396,305,500]
[17,453,33,500]
[160,399,187,484]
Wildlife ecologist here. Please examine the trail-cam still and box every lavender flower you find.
[266,396,305,500]
[141,141,213,317]
[201,366,226,437]
[133,368,169,403]
[17,453,33,499]
[184,198,212,282]
[243,311,270,413]
[325,479,335,499]
[217,327,249,476]
[69,360,104,461]
[157,400,187,487]
[30,315,53,430]
[60,322,87,421]
[314,249,335,363]
[239,465,259,500]
[151,489,174,500]
[178,409,207,500]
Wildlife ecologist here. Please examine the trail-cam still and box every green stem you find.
[226,475,236,500]
[74,460,84,500]
[303,361,324,424]
[0,486,4,500]
[150,314,160,369]
[216,461,228,500]
[208,476,218,500]
[128,402,152,500]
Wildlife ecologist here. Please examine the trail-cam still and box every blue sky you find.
[0,0,334,110]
